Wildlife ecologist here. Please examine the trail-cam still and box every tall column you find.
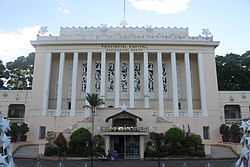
[129,51,135,108]
[139,136,145,159]
[70,52,78,117]
[42,52,52,116]
[143,52,149,108]
[86,51,92,95]
[184,51,193,117]
[115,50,120,107]
[171,52,179,117]
[56,52,65,116]
[157,52,164,117]
[100,51,106,104]
[198,53,208,116]
[105,136,110,155]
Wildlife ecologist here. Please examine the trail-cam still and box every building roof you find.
[31,26,220,47]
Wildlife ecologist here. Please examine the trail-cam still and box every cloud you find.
[0,25,40,64]
[128,0,191,14]
[56,0,71,15]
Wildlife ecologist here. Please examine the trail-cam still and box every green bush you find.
[10,122,29,142]
[219,124,230,142]
[67,128,91,157]
[94,135,105,155]
[230,123,241,143]
[184,134,204,157]
[54,133,67,156]
[44,144,58,156]
[145,128,205,157]
[165,128,185,156]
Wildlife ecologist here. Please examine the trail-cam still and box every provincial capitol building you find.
[0,25,248,159]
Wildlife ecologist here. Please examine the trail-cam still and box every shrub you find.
[184,134,204,157]
[165,128,185,155]
[67,128,91,157]
[219,124,230,142]
[10,122,29,142]
[44,144,58,156]
[54,133,67,156]
[94,135,105,155]
[230,123,241,143]
[145,128,205,157]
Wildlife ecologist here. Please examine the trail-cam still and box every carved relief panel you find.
[81,63,87,92]
[134,63,141,92]
[120,63,128,92]
[107,63,115,92]
[148,63,154,92]
[162,64,168,92]
[95,63,101,92]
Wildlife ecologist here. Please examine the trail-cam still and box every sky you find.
[0,0,250,63]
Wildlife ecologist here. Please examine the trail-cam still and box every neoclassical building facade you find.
[0,26,248,159]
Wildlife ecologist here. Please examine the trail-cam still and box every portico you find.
[42,49,207,118]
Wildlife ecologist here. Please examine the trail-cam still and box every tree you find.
[0,60,8,89]
[85,93,104,167]
[5,53,35,90]
[216,50,250,90]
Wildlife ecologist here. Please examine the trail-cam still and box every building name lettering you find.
[101,44,147,52]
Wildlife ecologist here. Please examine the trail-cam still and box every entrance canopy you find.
[105,111,142,122]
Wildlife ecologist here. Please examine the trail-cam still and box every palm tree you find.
[85,93,104,167]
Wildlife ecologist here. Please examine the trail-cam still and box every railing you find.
[8,118,24,124]
[225,118,241,124]
[101,126,149,133]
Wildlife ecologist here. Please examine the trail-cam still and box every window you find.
[39,126,46,140]
[203,126,210,140]
[224,105,241,119]
[68,101,71,110]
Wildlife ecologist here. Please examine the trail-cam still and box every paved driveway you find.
[14,159,236,167]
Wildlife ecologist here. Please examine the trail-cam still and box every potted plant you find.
[219,124,230,142]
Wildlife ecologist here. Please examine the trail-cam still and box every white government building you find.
[0,26,247,159]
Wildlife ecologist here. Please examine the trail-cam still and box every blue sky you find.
[0,0,249,63]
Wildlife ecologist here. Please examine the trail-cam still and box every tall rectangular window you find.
[39,126,46,140]
[203,126,210,140]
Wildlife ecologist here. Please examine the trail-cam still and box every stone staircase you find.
[14,144,39,158]
[210,145,238,158]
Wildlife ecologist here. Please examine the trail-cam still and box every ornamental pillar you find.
[70,52,78,117]
[157,52,164,117]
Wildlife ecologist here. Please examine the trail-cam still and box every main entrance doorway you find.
[110,135,139,159]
